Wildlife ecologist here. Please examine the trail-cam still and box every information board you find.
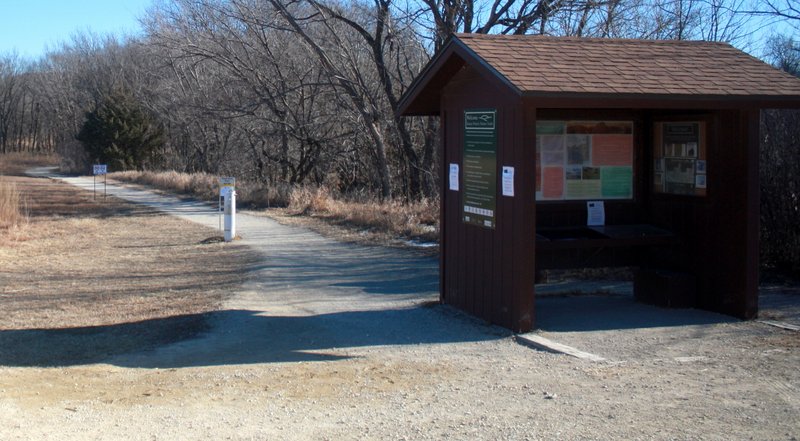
[654,122,707,196]
[535,121,634,201]
[93,164,107,175]
[462,109,497,229]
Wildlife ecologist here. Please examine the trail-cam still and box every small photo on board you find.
[566,135,591,165]
[696,160,707,174]
[582,166,601,180]
[695,174,707,188]
[686,142,698,157]
[664,143,684,157]
[565,166,583,180]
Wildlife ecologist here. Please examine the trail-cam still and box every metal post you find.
[224,191,236,242]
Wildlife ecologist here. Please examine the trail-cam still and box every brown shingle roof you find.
[455,33,800,97]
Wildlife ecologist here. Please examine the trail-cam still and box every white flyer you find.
[449,163,459,191]
[502,166,514,196]
[587,201,605,226]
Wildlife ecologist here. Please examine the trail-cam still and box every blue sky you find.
[0,0,794,61]
[0,0,152,59]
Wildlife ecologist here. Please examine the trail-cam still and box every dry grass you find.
[110,170,440,247]
[288,186,438,244]
[112,170,220,200]
[0,156,262,365]
[0,179,24,230]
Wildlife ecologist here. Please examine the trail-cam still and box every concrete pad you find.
[515,333,606,362]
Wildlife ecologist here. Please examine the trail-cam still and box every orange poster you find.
[542,167,564,199]
[591,134,633,166]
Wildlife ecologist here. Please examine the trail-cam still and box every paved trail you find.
[26,168,495,369]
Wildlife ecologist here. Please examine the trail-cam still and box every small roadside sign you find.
[92,164,108,200]
[219,177,235,196]
[219,177,236,231]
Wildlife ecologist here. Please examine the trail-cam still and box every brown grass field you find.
[0,155,261,365]
[110,170,440,247]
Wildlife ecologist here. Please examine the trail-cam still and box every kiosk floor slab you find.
[533,281,800,362]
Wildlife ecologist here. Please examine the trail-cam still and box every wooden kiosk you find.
[399,34,800,332]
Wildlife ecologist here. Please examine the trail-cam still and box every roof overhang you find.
[398,36,522,116]
[522,92,800,110]
[399,35,800,116]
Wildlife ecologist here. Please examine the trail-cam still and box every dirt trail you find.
[0,169,797,440]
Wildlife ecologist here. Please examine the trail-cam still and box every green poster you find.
[463,109,497,229]
[601,166,633,198]
[536,121,565,135]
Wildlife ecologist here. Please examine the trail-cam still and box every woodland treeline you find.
[0,0,799,271]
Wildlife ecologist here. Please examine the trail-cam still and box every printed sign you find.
[219,177,236,196]
[93,164,107,175]
[449,163,459,191]
[462,109,497,229]
[502,166,514,197]
[587,201,605,226]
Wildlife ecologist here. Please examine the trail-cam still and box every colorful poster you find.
[542,167,564,199]
[540,135,565,166]
[536,120,634,201]
[591,134,633,166]
[567,121,632,134]
[601,166,633,198]
[566,180,601,199]
[566,135,590,165]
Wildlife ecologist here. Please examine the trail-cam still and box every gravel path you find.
[1,168,798,440]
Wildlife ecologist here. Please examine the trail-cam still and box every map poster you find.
[462,109,497,229]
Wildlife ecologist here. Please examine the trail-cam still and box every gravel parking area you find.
[1,171,798,440]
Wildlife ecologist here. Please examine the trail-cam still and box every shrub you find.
[77,89,165,172]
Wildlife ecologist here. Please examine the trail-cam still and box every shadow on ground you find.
[535,292,738,333]
[0,314,210,367]
[0,305,508,369]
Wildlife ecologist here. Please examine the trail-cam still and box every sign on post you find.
[92,164,108,200]
[219,177,236,196]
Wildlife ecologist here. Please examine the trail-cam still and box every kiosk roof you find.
[400,34,800,115]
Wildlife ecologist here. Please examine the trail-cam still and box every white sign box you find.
[219,177,236,196]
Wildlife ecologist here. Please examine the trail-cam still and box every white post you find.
[224,190,236,242]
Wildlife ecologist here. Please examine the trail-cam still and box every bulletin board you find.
[535,121,634,201]
[652,122,707,197]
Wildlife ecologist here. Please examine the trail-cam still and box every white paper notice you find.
[502,166,514,196]
[449,163,459,191]
[587,201,605,226]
